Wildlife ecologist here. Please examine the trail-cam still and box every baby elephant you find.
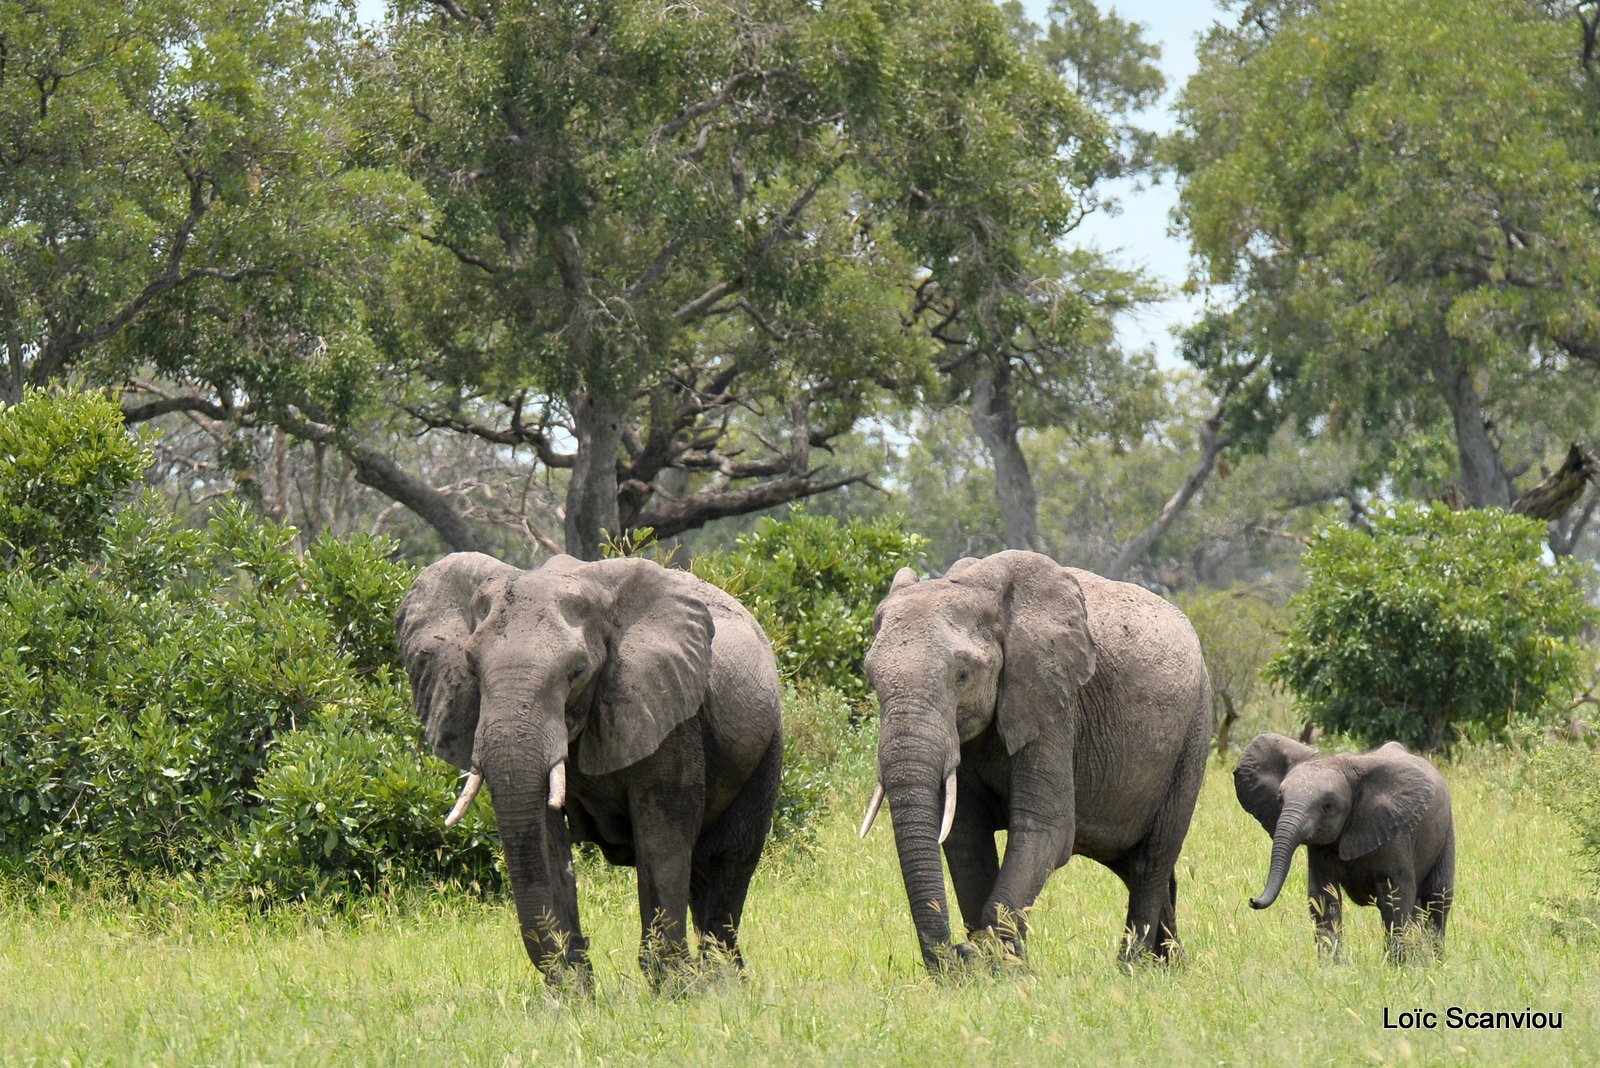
[1234,733,1454,960]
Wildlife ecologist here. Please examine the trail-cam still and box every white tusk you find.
[938,773,958,844]
[548,761,566,810]
[859,781,886,838]
[444,770,483,827]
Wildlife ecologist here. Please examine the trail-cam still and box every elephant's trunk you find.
[476,691,574,973]
[1252,802,1311,910]
[879,704,959,971]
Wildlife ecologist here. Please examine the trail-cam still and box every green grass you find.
[2,749,1596,1066]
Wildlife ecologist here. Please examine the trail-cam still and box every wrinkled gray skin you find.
[1234,733,1454,961]
[395,552,782,989]
[863,550,1211,971]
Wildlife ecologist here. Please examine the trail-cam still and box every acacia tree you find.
[1175,0,1600,529]
[1,1,393,417]
[365,0,1110,558]
[907,0,1167,553]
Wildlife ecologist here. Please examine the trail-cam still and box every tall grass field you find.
[2,748,1595,1066]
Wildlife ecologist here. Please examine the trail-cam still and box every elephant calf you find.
[1235,733,1455,961]
[396,552,783,989]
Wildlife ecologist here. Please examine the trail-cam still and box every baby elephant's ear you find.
[1234,733,1318,834]
[1341,743,1440,861]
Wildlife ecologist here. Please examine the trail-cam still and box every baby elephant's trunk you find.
[1252,802,1311,910]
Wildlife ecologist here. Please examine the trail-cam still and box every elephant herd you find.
[395,548,1456,990]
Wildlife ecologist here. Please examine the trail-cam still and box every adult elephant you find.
[860,550,1210,971]
[395,552,782,989]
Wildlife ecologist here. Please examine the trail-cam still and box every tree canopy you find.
[1175,0,1600,520]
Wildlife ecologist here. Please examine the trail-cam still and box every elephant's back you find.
[1063,568,1210,859]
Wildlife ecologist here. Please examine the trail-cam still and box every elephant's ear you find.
[395,552,520,770]
[578,558,714,776]
[943,557,979,580]
[1233,733,1317,834]
[970,551,1097,755]
[1340,743,1439,861]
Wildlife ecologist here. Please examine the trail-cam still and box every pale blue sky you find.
[355,1,1224,367]
[1020,1,1224,368]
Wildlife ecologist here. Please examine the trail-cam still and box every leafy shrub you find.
[222,693,501,901]
[692,507,928,698]
[1266,504,1597,750]
[0,389,459,900]
[0,388,148,565]
[772,682,876,849]
[1176,583,1292,756]
[1535,740,1600,887]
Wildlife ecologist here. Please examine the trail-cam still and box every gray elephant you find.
[1234,733,1454,960]
[395,552,782,988]
[859,550,1211,971]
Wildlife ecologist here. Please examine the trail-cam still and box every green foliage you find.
[692,508,928,698]
[771,683,877,850]
[1,0,398,415]
[222,696,501,902]
[0,389,149,565]
[1175,0,1600,498]
[1266,504,1598,749]
[1175,582,1292,750]
[1536,740,1600,888]
[0,390,496,899]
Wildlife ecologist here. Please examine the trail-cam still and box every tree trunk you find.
[1511,443,1599,523]
[1433,359,1513,509]
[1108,402,1231,581]
[565,391,629,560]
[969,358,1039,552]
[652,467,694,567]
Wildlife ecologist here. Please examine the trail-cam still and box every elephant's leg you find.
[942,789,999,941]
[1417,829,1454,956]
[1112,802,1198,960]
[984,751,1072,957]
[1156,871,1178,951]
[690,733,782,966]
[544,808,592,979]
[634,813,697,986]
[1375,872,1418,962]
[1107,850,1176,962]
[1305,856,1343,961]
[628,728,705,988]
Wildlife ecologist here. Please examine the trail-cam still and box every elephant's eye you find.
[955,668,971,684]
[568,665,585,682]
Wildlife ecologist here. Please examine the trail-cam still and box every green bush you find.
[0,388,148,565]
[222,694,501,901]
[1266,503,1597,750]
[1536,740,1600,887]
[772,682,877,849]
[1175,583,1292,756]
[0,389,494,900]
[692,507,928,699]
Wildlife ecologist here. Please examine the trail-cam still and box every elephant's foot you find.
[639,933,694,993]
[537,956,594,999]
[1384,922,1443,967]
[1117,926,1182,969]
[921,939,980,977]
[967,925,1028,973]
